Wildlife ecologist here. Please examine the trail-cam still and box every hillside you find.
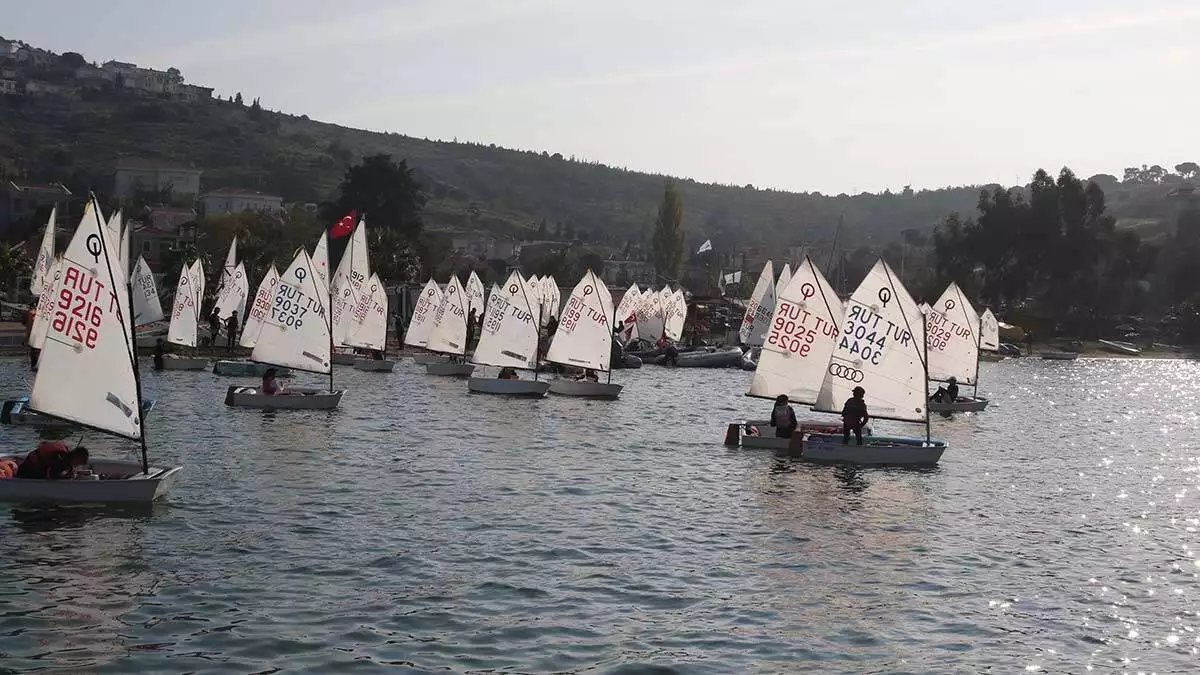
[0,81,1186,252]
[0,90,988,247]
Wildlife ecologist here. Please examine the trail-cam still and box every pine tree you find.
[651,180,684,281]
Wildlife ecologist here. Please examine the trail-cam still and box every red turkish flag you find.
[330,211,356,239]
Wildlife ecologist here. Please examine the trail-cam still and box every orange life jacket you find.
[18,441,70,479]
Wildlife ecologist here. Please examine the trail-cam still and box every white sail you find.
[926,282,980,385]
[466,271,486,319]
[223,236,238,278]
[347,273,388,351]
[472,271,540,370]
[636,288,665,342]
[427,275,469,355]
[545,277,561,319]
[250,249,331,374]
[815,258,927,423]
[615,284,641,342]
[739,261,777,347]
[214,262,249,326]
[167,263,201,347]
[547,270,614,371]
[776,262,792,300]
[329,221,370,345]
[311,232,330,294]
[28,258,63,348]
[403,278,442,348]
[104,209,122,256]
[664,289,687,341]
[31,206,55,294]
[29,201,142,439]
[240,265,280,348]
[979,309,1000,352]
[749,256,844,405]
[131,256,164,326]
[189,259,205,308]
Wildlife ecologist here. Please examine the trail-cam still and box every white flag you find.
[697,239,713,254]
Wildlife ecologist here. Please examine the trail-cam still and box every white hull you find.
[2,398,156,428]
[354,359,396,372]
[413,353,450,365]
[224,386,344,410]
[160,355,208,370]
[0,460,181,503]
[331,353,358,366]
[1040,352,1078,361]
[467,378,550,397]
[928,396,989,413]
[547,379,622,399]
[1098,339,1140,355]
[804,434,947,465]
[426,362,475,376]
[213,360,293,377]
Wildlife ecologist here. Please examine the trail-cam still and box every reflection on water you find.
[0,357,1199,673]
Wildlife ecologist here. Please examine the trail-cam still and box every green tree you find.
[651,180,684,282]
[234,92,244,105]
[0,244,31,297]
[1176,162,1199,179]
[324,153,426,242]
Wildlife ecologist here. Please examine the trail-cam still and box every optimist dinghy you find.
[547,270,622,399]
[925,282,989,413]
[467,271,549,396]
[225,240,344,411]
[809,258,947,465]
[349,273,395,372]
[162,256,208,370]
[0,199,181,503]
[424,275,474,376]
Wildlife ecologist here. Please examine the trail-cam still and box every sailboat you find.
[162,258,209,370]
[467,271,549,396]
[406,278,447,365]
[663,288,688,342]
[726,255,852,449]
[131,256,165,327]
[466,270,486,320]
[739,261,777,352]
[635,287,666,345]
[614,283,641,344]
[424,275,474,376]
[329,220,370,365]
[225,247,344,410]
[349,273,394,372]
[978,309,1003,362]
[546,270,621,398]
[30,206,55,295]
[808,259,947,465]
[0,199,181,502]
[926,282,989,413]
[214,263,292,377]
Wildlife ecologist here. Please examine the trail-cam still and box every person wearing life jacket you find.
[262,368,284,395]
[16,441,89,480]
[770,394,799,439]
[498,367,520,380]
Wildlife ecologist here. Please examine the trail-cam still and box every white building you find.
[200,188,283,216]
[114,158,203,203]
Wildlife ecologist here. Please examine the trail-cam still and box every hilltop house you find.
[114,158,202,204]
[130,222,196,269]
[200,188,283,216]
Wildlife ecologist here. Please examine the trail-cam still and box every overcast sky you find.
[4,0,1197,194]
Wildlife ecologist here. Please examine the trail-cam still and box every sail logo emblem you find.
[295,267,307,282]
[945,299,956,310]
[509,284,518,294]
[877,287,892,307]
[829,363,865,382]
[85,234,103,264]
[799,283,815,300]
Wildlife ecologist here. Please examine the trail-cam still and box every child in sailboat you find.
[262,368,285,395]
[498,367,520,380]
[770,395,798,439]
[15,442,89,480]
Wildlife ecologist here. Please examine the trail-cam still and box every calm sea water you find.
[2,357,1199,674]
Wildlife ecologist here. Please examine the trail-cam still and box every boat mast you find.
[97,195,150,475]
[327,234,335,392]
[923,305,931,445]
[608,272,616,385]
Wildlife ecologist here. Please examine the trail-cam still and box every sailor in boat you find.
[930,376,960,404]
[498,367,520,380]
[770,395,799,439]
[573,368,600,382]
[154,338,166,371]
[14,441,89,480]
[658,337,679,366]
[262,368,285,395]
[225,311,239,352]
[841,386,870,446]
